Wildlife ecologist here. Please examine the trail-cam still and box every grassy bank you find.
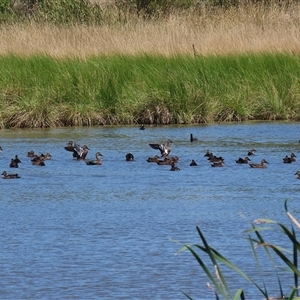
[0,2,299,128]
[0,53,300,128]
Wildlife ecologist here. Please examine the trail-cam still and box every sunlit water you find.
[1,122,300,299]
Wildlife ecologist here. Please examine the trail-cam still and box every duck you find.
[139,124,145,130]
[9,158,19,168]
[86,152,103,165]
[189,159,198,166]
[283,153,296,163]
[294,171,300,179]
[170,162,180,171]
[9,155,21,168]
[147,155,160,163]
[169,156,179,163]
[27,150,35,157]
[211,161,224,167]
[126,153,134,161]
[31,156,46,166]
[40,153,52,160]
[208,153,224,163]
[236,157,251,164]
[157,156,179,165]
[64,141,75,152]
[204,150,211,157]
[149,139,172,157]
[248,149,256,156]
[14,155,22,164]
[249,159,268,168]
[2,171,20,179]
[73,144,90,160]
[190,133,198,142]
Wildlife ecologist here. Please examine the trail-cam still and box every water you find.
[1,122,300,299]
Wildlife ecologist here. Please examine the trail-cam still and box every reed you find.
[0,1,300,128]
[0,3,300,57]
[177,200,300,299]
[0,53,299,128]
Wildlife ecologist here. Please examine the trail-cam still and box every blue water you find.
[1,122,300,299]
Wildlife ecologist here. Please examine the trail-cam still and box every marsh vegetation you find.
[0,0,299,128]
[0,54,300,128]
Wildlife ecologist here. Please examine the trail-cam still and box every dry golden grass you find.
[0,3,300,58]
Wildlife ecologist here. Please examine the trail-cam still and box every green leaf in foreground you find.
[177,200,300,299]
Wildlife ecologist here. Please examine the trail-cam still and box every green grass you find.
[0,53,300,128]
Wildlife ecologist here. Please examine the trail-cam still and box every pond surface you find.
[1,122,300,299]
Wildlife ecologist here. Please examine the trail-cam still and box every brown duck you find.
[147,155,160,163]
[249,159,268,168]
[31,156,46,166]
[27,150,35,157]
[157,156,179,165]
[236,157,251,164]
[86,152,103,165]
[10,155,21,168]
[208,153,224,163]
[40,153,52,160]
[204,150,212,157]
[248,149,257,156]
[2,171,20,179]
[64,141,75,152]
[283,153,296,163]
[9,159,19,168]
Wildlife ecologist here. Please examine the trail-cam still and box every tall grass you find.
[177,200,300,299]
[0,3,300,57]
[0,53,299,128]
[1,2,299,128]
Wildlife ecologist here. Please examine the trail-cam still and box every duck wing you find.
[149,143,161,150]
[64,145,75,152]
[73,143,83,158]
[149,143,166,155]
